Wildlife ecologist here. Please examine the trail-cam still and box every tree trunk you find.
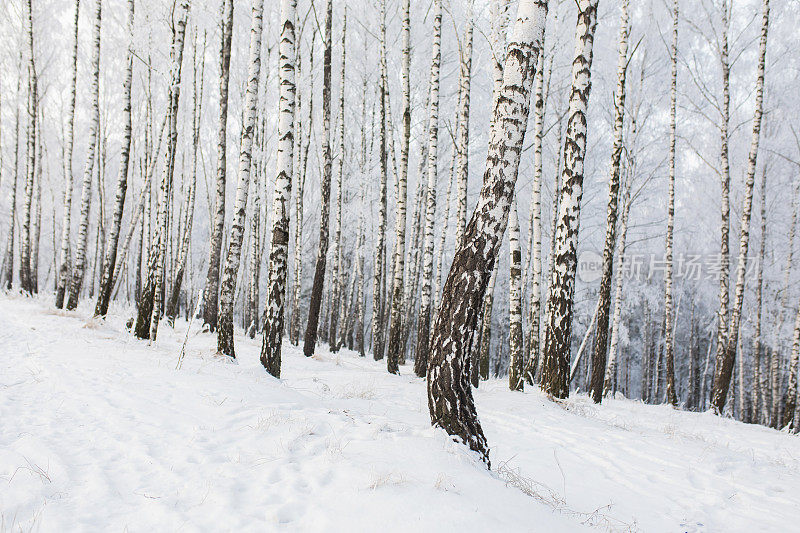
[426,0,548,467]
[715,0,732,379]
[411,0,442,377]
[202,0,233,332]
[217,0,265,357]
[290,34,313,345]
[66,0,101,310]
[303,0,334,358]
[509,198,524,391]
[386,0,413,366]
[328,11,347,353]
[95,0,134,317]
[19,0,38,295]
[711,0,769,413]
[540,0,599,399]
[589,0,629,403]
[662,0,679,407]
[56,0,80,308]
[454,8,474,247]
[260,0,296,377]
[752,167,768,423]
[603,193,631,397]
[370,0,391,363]
[135,1,189,340]
[784,297,800,429]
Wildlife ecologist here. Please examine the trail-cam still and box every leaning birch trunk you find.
[540,0,599,399]
[508,198,524,391]
[56,0,80,308]
[589,0,629,403]
[302,0,333,358]
[426,0,548,466]
[454,7,474,247]
[662,0,679,407]
[524,51,545,385]
[711,0,769,414]
[328,11,347,353]
[95,0,134,317]
[715,0,732,376]
[385,0,412,366]
[603,191,630,397]
[66,0,101,310]
[202,0,233,332]
[19,0,38,294]
[217,0,265,358]
[260,0,296,377]
[784,297,800,429]
[752,168,768,422]
[371,0,392,363]
[410,0,442,377]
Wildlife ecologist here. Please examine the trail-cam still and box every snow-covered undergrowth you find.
[1,294,799,532]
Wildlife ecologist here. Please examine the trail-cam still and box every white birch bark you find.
[260,0,296,377]
[66,0,101,310]
[454,6,474,247]
[589,0,630,402]
[603,191,631,397]
[385,0,413,366]
[202,0,234,331]
[540,0,599,398]
[411,0,442,377]
[427,0,548,465]
[663,0,679,407]
[329,11,347,352]
[217,0,265,357]
[56,0,80,308]
[711,0,770,413]
[95,0,134,317]
[19,0,38,294]
[509,198,524,391]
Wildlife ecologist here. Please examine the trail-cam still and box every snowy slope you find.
[1,294,799,532]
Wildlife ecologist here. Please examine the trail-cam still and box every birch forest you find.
[1,0,800,528]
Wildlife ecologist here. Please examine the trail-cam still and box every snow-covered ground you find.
[1,294,799,532]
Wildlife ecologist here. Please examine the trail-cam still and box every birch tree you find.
[454,5,474,247]
[426,0,548,466]
[751,168,768,422]
[134,0,189,339]
[260,0,296,377]
[385,0,413,367]
[217,0,265,357]
[202,0,233,331]
[711,0,769,414]
[19,0,38,294]
[371,0,391,362]
[66,0,102,310]
[508,198,524,391]
[328,10,347,352]
[603,188,631,397]
[784,297,800,429]
[55,0,80,308]
[410,0,442,377]
[95,0,134,317]
[540,0,599,399]
[303,0,333,358]
[2,69,21,290]
[589,0,629,403]
[662,0,679,407]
